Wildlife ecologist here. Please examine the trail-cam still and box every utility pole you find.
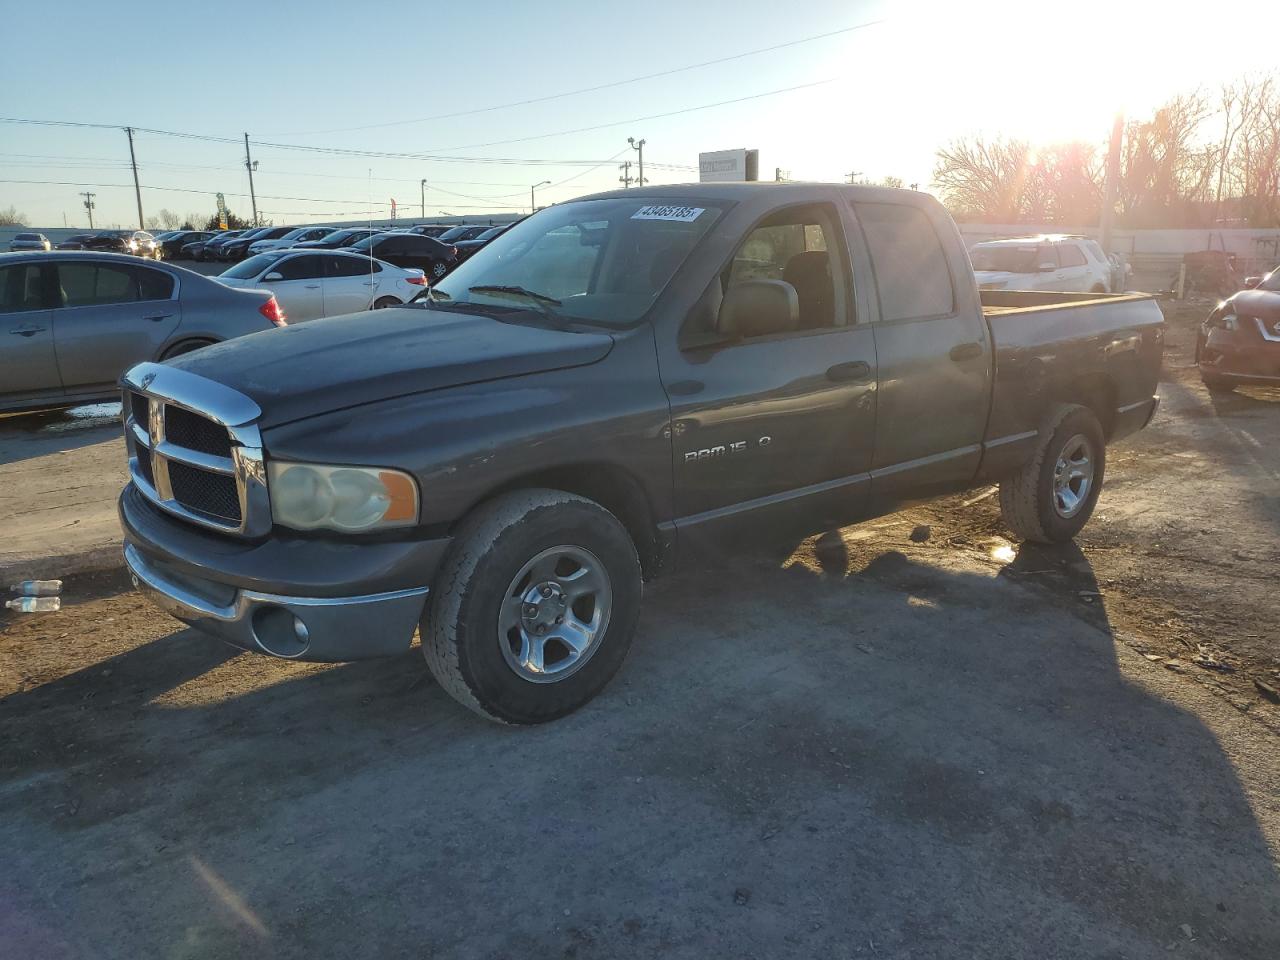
[244,133,259,227]
[627,137,646,188]
[125,127,144,229]
[619,160,633,188]
[80,191,96,229]
[1098,113,1124,254]
[530,180,550,213]
[420,179,427,218]
[844,170,863,184]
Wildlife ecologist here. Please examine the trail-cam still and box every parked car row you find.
[8,230,161,257]
[0,251,286,413]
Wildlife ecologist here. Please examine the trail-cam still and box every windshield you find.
[970,245,1041,273]
[221,252,287,279]
[276,228,310,241]
[319,229,353,243]
[1259,268,1280,292]
[430,197,724,327]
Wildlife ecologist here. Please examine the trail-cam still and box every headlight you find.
[267,461,419,532]
[1217,312,1239,331]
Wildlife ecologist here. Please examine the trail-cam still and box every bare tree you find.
[933,138,1033,222]
[0,205,29,226]
[155,208,182,231]
[1118,91,1214,226]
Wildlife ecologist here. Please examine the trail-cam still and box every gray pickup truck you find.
[118,184,1163,723]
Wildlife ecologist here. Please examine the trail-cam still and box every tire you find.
[1201,374,1236,394]
[160,339,215,361]
[1090,284,1106,294]
[372,296,400,309]
[430,261,449,281]
[999,404,1106,544]
[423,489,642,724]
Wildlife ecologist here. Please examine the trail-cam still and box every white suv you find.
[970,235,1114,293]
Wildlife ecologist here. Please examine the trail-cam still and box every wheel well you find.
[159,337,217,361]
[473,463,663,578]
[1056,374,1116,438]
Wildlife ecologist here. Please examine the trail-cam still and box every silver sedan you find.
[215,249,428,322]
[0,251,286,413]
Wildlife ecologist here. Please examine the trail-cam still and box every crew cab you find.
[118,184,1163,724]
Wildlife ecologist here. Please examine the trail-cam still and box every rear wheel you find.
[1201,373,1236,393]
[373,296,400,309]
[422,489,642,724]
[430,261,449,282]
[999,404,1106,543]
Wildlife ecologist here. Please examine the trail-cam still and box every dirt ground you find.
[2,298,1279,958]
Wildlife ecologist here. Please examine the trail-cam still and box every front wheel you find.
[422,489,642,724]
[999,404,1106,543]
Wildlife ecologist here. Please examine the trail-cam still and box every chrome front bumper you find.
[124,542,428,661]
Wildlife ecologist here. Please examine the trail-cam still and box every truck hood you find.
[1227,289,1280,321]
[168,306,614,428]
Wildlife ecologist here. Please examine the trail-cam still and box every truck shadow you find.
[2,536,1278,957]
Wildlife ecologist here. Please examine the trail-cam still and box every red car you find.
[1196,267,1280,392]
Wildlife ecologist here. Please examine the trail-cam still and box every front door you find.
[656,202,878,550]
[51,261,180,395]
[0,262,61,403]
[266,254,326,322]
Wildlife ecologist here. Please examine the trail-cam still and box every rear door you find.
[1036,243,1066,290]
[854,200,991,500]
[52,261,180,395]
[1056,242,1092,291]
[0,261,61,403]
[657,200,879,543]
[322,254,381,314]
[266,254,326,322]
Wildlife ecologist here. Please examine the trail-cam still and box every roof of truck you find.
[576,181,939,205]
[972,234,1094,247]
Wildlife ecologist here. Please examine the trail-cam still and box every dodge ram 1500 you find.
[118,184,1163,723]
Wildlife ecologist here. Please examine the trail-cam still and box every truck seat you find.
[783,251,833,329]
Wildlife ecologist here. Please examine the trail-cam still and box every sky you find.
[3,0,1276,229]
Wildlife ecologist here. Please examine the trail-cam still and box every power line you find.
[282,18,885,136]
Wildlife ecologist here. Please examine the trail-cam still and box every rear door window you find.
[855,203,954,321]
[326,255,380,277]
[56,263,140,307]
[136,267,175,301]
[1058,244,1088,268]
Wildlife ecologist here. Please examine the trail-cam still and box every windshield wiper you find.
[467,285,566,327]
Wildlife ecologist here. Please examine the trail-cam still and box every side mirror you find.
[262,271,284,282]
[1037,262,1057,272]
[717,280,799,339]
[1244,276,1261,289]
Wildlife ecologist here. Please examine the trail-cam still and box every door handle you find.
[826,360,872,382]
[9,327,45,337]
[304,284,320,289]
[144,314,172,322]
[949,342,983,362]
[362,281,376,286]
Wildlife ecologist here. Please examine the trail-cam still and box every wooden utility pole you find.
[244,134,259,227]
[125,127,144,229]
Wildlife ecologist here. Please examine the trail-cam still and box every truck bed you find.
[980,289,1155,317]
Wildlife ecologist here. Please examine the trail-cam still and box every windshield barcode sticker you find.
[631,205,705,222]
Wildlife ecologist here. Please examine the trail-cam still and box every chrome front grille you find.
[121,363,271,537]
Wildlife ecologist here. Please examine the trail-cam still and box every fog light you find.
[293,616,309,643]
